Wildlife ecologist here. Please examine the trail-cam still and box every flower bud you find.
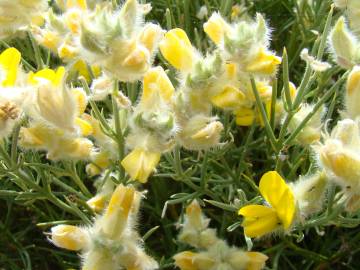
[329,17,357,68]
[139,23,164,54]
[244,252,268,270]
[50,225,88,251]
[179,115,223,150]
[100,184,135,239]
[291,172,327,218]
[173,251,199,270]
[346,66,360,119]
[316,119,360,192]
[287,103,324,145]
[89,74,113,101]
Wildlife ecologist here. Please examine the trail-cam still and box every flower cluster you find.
[50,184,158,270]
[174,201,268,270]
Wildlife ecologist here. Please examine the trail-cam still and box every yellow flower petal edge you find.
[120,148,161,183]
[0,47,21,87]
[259,171,296,229]
[238,205,279,238]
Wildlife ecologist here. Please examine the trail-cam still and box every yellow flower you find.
[346,66,360,119]
[28,66,65,86]
[41,31,61,52]
[139,23,164,54]
[173,251,199,270]
[231,5,242,20]
[234,107,255,126]
[245,252,269,270]
[71,60,101,83]
[51,225,88,251]
[238,171,296,238]
[86,151,111,176]
[142,66,175,106]
[19,123,93,160]
[203,13,230,45]
[245,48,281,75]
[121,148,161,183]
[210,85,245,110]
[179,115,224,150]
[0,47,21,87]
[159,28,195,71]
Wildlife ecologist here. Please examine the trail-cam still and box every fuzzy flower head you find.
[333,0,360,38]
[50,184,159,270]
[174,201,268,270]
[177,115,224,151]
[0,48,30,139]
[0,0,48,38]
[204,13,281,76]
[315,118,360,194]
[238,171,296,238]
[290,172,328,220]
[79,0,163,81]
[121,67,177,183]
[287,103,324,145]
[50,225,89,251]
[27,66,92,137]
[345,65,360,119]
[329,16,360,68]
[178,201,218,249]
[19,122,94,160]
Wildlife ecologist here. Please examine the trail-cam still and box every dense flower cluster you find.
[1,0,360,269]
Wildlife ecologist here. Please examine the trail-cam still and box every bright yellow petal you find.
[121,148,161,183]
[142,66,174,104]
[159,28,194,71]
[259,171,295,229]
[234,107,255,126]
[0,48,21,87]
[30,66,65,86]
[210,85,245,109]
[239,205,279,237]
